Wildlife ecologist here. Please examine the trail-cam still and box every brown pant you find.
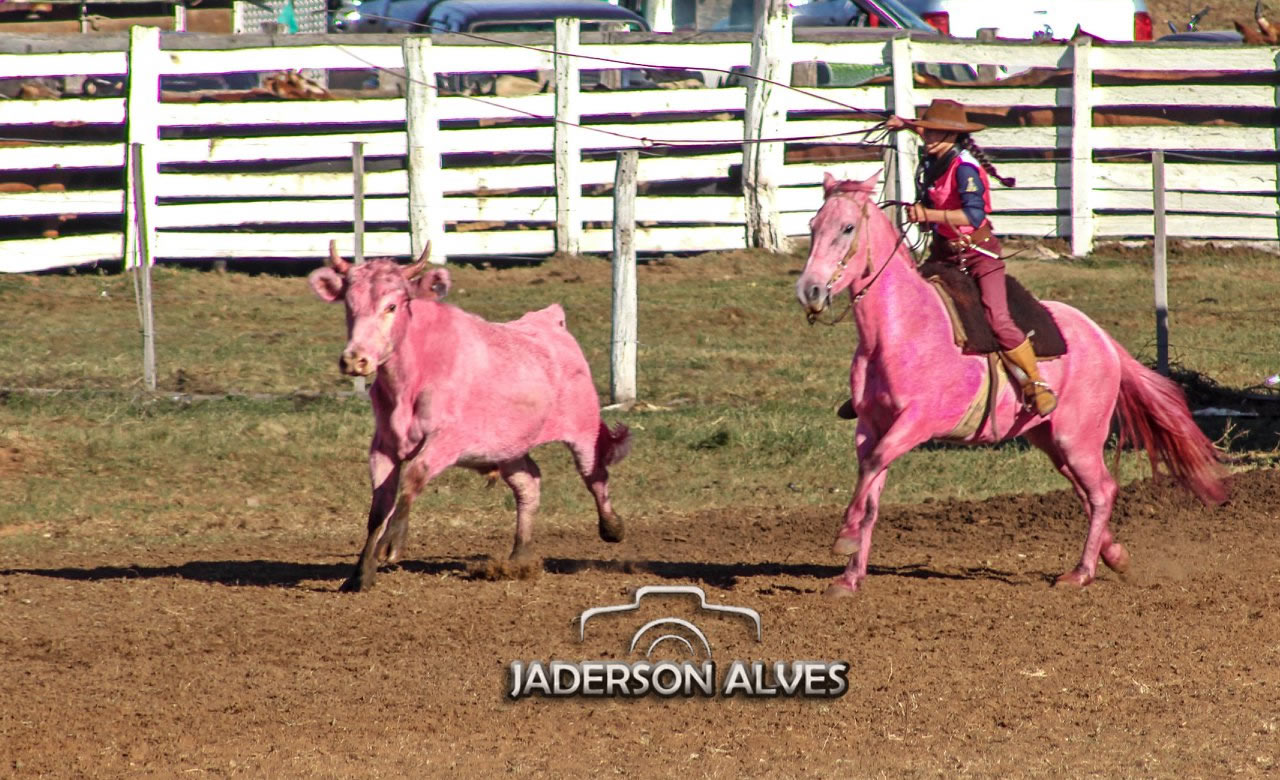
[929,235,1025,351]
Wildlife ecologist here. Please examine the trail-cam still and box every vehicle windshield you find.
[709,0,937,32]
[862,0,933,31]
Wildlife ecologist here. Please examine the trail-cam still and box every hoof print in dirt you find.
[338,575,371,593]
[469,555,543,581]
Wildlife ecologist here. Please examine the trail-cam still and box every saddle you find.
[918,262,1067,358]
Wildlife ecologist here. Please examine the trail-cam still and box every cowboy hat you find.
[903,99,986,133]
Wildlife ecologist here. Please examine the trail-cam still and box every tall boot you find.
[1000,338,1058,416]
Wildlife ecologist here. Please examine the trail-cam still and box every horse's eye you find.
[387,303,397,313]
[843,224,855,234]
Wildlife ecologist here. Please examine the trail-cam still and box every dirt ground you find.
[2,467,1278,777]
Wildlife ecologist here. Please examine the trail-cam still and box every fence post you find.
[1070,36,1094,257]
[611,150,639,407]
[129,142,157,392]
[352,141,367,394]
[889,34,917,238]
[352,141,366,264]
[123,26,161,270]
[600,23,627,89]
[555,18,582,256]
[1152,150,1169,376]
[404,35,446,263]
[742,0,789,252]
[976,28,999,81]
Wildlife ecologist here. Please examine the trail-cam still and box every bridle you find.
[806,194,910,326]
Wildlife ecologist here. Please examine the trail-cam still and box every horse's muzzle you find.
[797,280,829,321]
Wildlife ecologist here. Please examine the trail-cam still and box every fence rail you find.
[1,27,1279,271]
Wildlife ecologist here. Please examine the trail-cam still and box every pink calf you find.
[308,242,630,591]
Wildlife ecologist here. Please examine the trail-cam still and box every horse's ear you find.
[860,169,882,193]
[822,171,838,197]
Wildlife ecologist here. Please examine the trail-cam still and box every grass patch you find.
[2,244,1277,552]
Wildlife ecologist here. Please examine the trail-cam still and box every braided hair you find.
[959,134,1016,188]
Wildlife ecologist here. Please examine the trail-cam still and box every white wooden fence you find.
[1,26,1279,272]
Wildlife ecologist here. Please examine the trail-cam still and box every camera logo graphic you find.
[507,585,848,700]
[576,585,761,661]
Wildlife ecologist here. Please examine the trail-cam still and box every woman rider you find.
[886,98,1057,417]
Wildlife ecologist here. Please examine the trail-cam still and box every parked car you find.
[333,0,652,91]
[1157,30,1243,42]
[714,0,942,34]
[896,0,1154,42]
[1156,8,1242,43]
[709,0,979,86]
[335,0,647,34]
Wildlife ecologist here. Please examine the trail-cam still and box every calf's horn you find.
[402,241,433,280]
[327,240,351,274]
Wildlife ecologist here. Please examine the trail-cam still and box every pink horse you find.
[796,172,1227,596]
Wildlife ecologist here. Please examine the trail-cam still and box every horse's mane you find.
[825,180,876,196]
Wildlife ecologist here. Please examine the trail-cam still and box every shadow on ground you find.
[3,556,1021,590]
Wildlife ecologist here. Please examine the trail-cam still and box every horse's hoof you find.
[509,543,538,564]
[1053,569,1094,588]
[598,514,624,543]
[823,581,858,598]
[832,535,859,557]
[1102,542,1131,577]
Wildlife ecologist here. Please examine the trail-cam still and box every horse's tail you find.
[596,421,632,468]
[1113,345,1228,505]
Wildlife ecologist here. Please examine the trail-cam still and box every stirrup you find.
[1023,382,1058,416]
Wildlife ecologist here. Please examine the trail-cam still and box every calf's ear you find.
[308,267,346,302]
[415,268,451,300]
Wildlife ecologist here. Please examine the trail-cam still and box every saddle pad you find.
[919,261,1067,357]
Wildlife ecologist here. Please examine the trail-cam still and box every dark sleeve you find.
[954,163,987,227]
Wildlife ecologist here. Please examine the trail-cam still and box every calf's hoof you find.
[598,513,624,543]
[1101,542,1131,578]
[831,534,859,557]
[1053,568,1094,588]
[823,580,858,598]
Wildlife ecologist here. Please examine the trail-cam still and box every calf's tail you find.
[1113,345,1228,505]
[596,421,632,468]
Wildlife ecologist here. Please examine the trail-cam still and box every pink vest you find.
[926,149,992,240]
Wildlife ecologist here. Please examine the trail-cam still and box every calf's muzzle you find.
[340,349,376,377]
